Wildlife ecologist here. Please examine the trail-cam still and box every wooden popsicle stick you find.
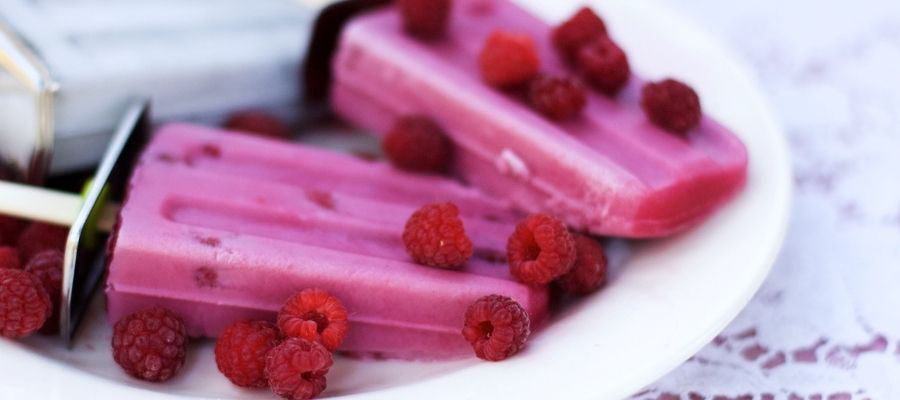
[0,180,118,232]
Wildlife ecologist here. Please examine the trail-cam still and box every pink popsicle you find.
[105,123,547,360]
[330,0,748,238]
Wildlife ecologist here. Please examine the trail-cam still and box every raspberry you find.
[640,78,703,133]
[479,31,540,88]
[528,75,587,120]
[277,288,348,352]
[0,163,18,182]
[402,202,473,268]
[24,249,63,333]
[0,247,21,270]
[552,7,608,64]
[557,234,607,295]
[507,213,576,285]
[0,216,26,246]
[397,0,451,39]
[265,338,333,400]
[216,320,282,388]
[462,295,530,361]
[383,115,453,173]
[0,269,51,338]
[16,223,68,264]
[111,307,188,382]
[224,110,291,139]
[576,36,630,95]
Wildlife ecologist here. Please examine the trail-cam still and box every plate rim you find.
[0,0,792,399]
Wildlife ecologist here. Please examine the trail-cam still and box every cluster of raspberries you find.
[111,288,347,400]
[215,288,346,399]
[0,217,68,339]
[402,202,609,362]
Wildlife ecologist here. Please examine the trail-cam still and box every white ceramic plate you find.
[0,0,791,399]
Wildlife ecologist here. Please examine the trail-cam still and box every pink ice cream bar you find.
[329,0,748,238]
[105,123,547,360]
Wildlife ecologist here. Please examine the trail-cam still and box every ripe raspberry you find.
[640,78,703,134]
[397,0,451,39]
[507,213,576,285]
[0,268,51,338]
[265,338,333,400]
[0,247,21,270]
[462,294,530,361]
[402,202,473,268]
[479,31,540,88]
[111,307,188,382]
[24,249,63,333]
[528,75,587,120]
[0,216,26,246]
[216,320,282,388]
[576,36,630,95]
[224,110,291,139]
[0,163,18,182]
[383,115,453,173]
[277,288,349,352]
[16,223,68,264]
[557,234,607,295]
[552,7,608,64]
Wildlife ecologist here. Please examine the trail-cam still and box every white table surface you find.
[638,0,900,398]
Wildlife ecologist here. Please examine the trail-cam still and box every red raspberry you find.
[24,249,63,333]
[552,7,608,64]
[383,115,453,173]
[479,31,540,88]
[528,75,587,120]
[507,213,576,285]
[397,0,451,39]
[0,247,21,270]
[462,294,530,361]
[277,288,349,352]
[557,234,607,295]
[640,79,703,134]
[0,163,18,182]
[576,36,630,95]
[265,338,333,400]
[402,202,473,268]
[111,307,188,382]
[16,223,68,264]
[216,320,282,388]
[0,268,51,338]
[0,216,26,246]
[224,110,291,139]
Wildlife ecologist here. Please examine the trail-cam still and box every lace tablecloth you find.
[637,1,900,399]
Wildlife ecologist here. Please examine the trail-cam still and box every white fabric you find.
[642,1,900,398]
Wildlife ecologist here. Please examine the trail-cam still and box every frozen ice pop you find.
[104,123,548,360]
[329,0,748,238]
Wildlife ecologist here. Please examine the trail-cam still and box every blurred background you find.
[642,0,900,398]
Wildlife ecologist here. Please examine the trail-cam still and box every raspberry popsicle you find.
[105,124,547,360]
[329,0,748,238]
